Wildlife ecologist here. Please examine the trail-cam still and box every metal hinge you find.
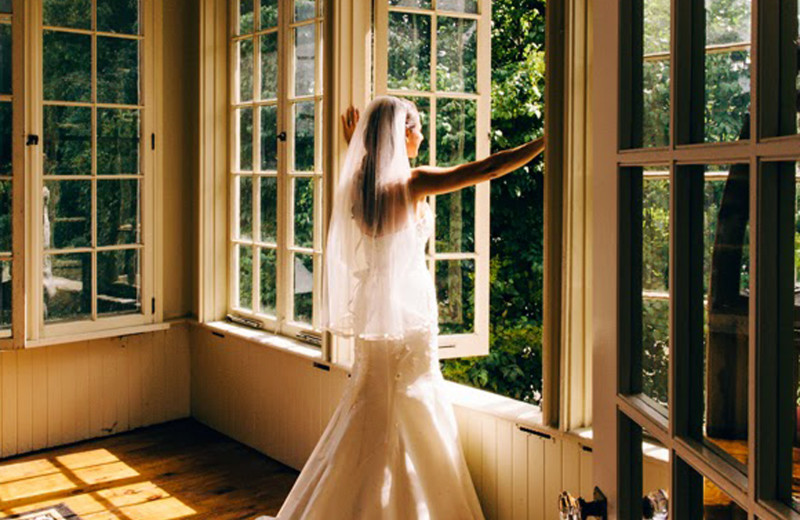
[151,133,155,150]
[151,298,156,313]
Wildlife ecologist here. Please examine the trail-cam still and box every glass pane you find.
[0,260,9,330]
[260,32,278,100]
[43,106,92,175]
[0,1,10,13]
[438,0,478,13]
[293,253,313,324]
[260,176,277,243]
[43,30,91,102]
[260,105,278,170]
[435,186,475,252]
[294,24,315,96]
[97,248,140,316]
[0,23,10,95]
[403,97,429,167]
[295,0,315,21]
[436,97,476,166]
[703,476,747,519]
[642,0,670,147]
[44,180,91,249]
[0,103,9,174]
[239,0,254,34]
[98,0,139,34]
[388,12,431,91]
[238,245,253,310]
[43,0,91,29]
[98,37,139,105]
[259,248,276,315]
[97,109,140,174]
[44,253,91,322]
[294,177,314,248]
[436,259,475,334]
[238,175,253,240]
[293,101,315,171]
[261,0,278,28]
[0,179,9,252]
[792,162,800,512]
[642,170,670,409]
[97,179,139,246]
[238,108,253,171]
[239,38,253,103]
[704,0,751,143]
[389,0,431,8]
[703,164,749,470]
[642,429,670,520]
[436,17,477,93]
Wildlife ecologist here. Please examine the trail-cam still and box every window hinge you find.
[151,133,155,150]
[26,134,39,146]
[151,298,156,313]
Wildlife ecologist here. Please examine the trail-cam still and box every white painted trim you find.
[24,321,171,349]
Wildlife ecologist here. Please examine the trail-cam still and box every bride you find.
[259,96,545,519]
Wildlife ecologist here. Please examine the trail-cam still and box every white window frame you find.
[22,0,159,344]
[374,0,492,359]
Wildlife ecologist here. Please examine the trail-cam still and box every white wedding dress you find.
[262,202,485,519]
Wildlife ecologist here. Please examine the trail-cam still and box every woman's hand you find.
[341,105,360,144]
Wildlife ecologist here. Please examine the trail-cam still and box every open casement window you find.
[229,0,325,345]
[374,0,491,359]
[593,0,800,516]
[0,0,24,349]
[22,0,156,343]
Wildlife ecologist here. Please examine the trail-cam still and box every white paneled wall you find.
[0,323,191,460]
[190,325,599,520]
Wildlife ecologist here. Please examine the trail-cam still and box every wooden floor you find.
[0,419,299,520]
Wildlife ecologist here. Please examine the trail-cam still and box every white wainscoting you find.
[0,323,191,460]
[190,325,599,520]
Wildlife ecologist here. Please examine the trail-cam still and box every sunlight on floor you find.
[0,448,197,520]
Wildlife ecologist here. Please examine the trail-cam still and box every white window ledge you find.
[201,320,323,361]
[24,321,173,349]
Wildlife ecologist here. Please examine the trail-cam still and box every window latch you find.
[277,131,287,142]
[26,134,39,146]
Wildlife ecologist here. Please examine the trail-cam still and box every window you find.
[594,0,800,515]
[229,0,325,342]
[375,0,492,359]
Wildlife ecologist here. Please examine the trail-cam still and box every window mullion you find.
[277,0,291,330]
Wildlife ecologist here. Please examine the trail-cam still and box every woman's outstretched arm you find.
[409,136,545,200]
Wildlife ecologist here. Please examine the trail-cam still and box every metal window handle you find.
[277,131,287,141]
[26,134,39,146]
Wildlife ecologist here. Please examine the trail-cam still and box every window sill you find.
[24,321,173,349]
[200,320,324,362]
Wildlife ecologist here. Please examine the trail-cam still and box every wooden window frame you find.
[593,0,800,516]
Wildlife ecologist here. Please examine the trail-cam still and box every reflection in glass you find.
[1,23,10,95]
[294,177,314,248]
[294,24,315,96]
[44,106,92,175]
[436,98,476,166]
[238,245,253,310]
[389,12,431,91]
[239,38,253,103]
[437,259,475,334]
[44,253,92,322]
[261,0,278,28]
[641,428,670,520]
[43,0,91,29]
[98,109,140,174]
[703,164,750,469]
[260,32,278,100]
[98,0,139,34]
[293,253,313,324]
[438,0,478,13]
[704,0,751,143]
[0,260,9,330]
[295,0,315,21]
[642,0,670,147]
[97,179,139,246]
[293,102,315,171]
[97,249,140,316]
[259,248,277,315]
[98,37,139,105]
[0,180,9,252]
[435,186,475,252]
[44,180,91,249]
[239,0,254,34]
[260,176,277,243]
[642,170,670,408]
[436,17,477,93]
[0,103,9,174]
[238,108,253,171]
[238,176,252,240]
[260,105,278,170]
[43,31,91,102]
